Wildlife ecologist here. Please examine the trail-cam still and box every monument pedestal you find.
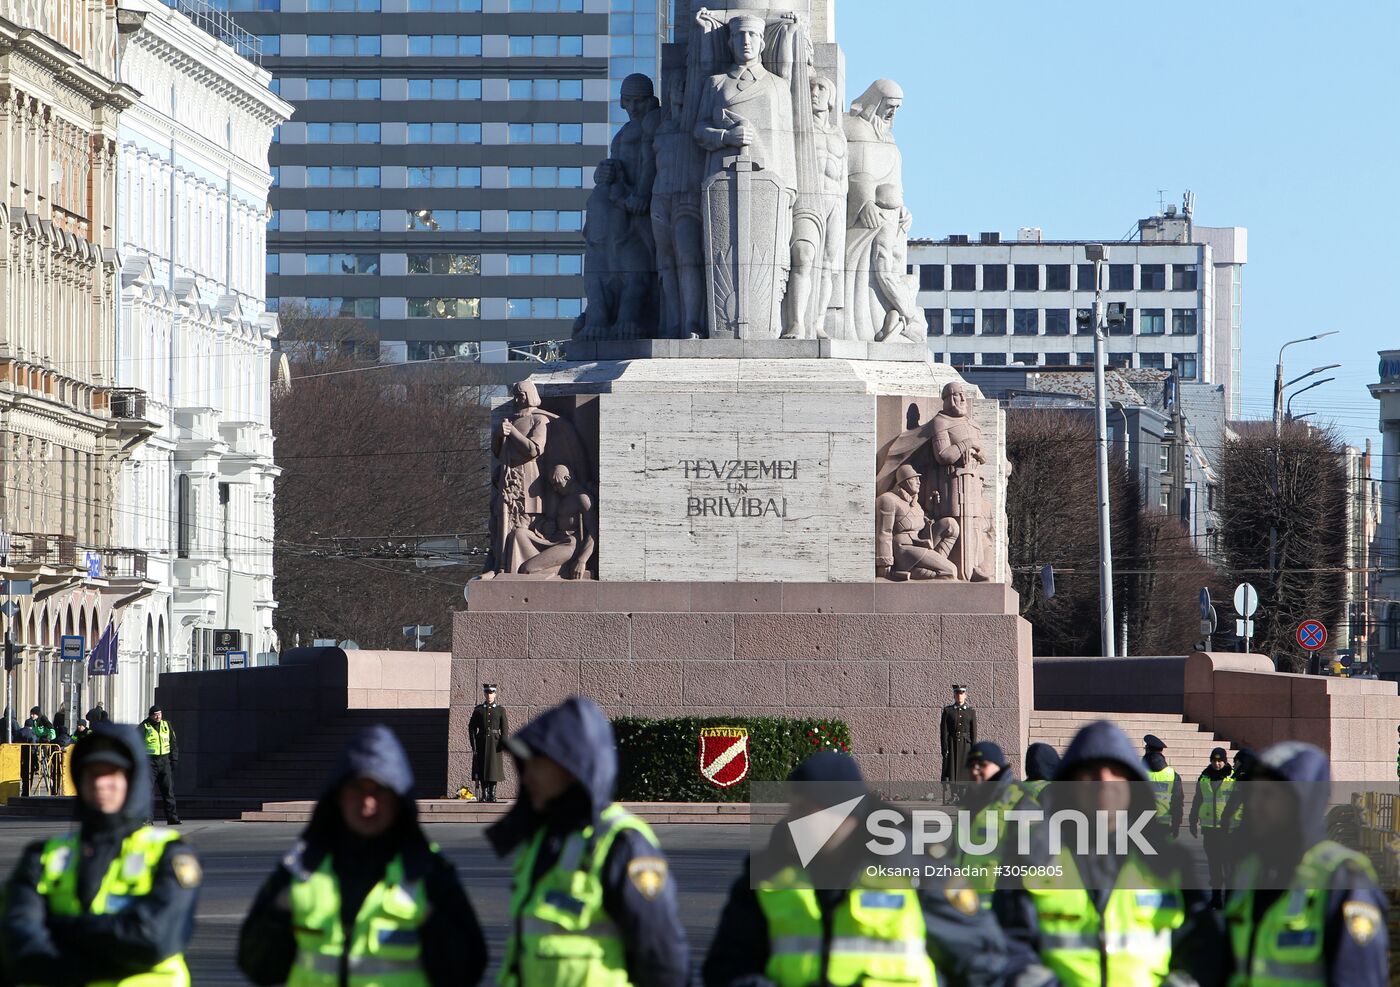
[448,579,1032,792]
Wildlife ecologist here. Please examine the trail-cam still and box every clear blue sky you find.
[841,1,1398,449]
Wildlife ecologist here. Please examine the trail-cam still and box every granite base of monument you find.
[447,580,1032,796]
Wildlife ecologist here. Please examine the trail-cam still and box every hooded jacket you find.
[1142,747,1184,833]
[702,754,1013,987]
[237,725,486,987]
[991,721,1225,987]
[488,697,689,987]
[1023,743,1061,783]
[1188,759,1233,833]
[0,723,201,986]
[1222,742,1388,986]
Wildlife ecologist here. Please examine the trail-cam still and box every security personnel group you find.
[0,696,1388,987]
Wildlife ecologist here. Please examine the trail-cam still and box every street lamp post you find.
[1274,332,1339,437]
[1286,377,1335,419]
[1086,244,1115,658]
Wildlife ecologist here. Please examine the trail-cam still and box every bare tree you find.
[272,310,493,649]
[1216,421,1347,671]
[1006,410,1217,656]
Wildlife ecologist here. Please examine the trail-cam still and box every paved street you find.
[0,819,750,985]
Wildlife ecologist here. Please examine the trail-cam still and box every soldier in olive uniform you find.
[939,684,976,802]
[469,684,509,802]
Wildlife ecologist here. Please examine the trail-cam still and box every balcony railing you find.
[9,533,78,568]
[109,388,148,421]
[158,0,262,64]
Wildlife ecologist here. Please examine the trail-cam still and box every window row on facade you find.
[268,209,585,232]
[924,307,1198,337]
[275,295,583,319]
[272,78,590,101]
[258,34,590,57]
[267,251,582,275]
[936,350,1199,378]
[231,0,588,10]
[916,262,1200,293]
[275,165,586,189]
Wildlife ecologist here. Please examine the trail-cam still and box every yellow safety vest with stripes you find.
[500,803,656,987]
[1225,840,1377,987]
[286,845,430,987]
[35,826,191,987]
[755,866,935,987]
[1195,774,1237,830]
[1025,849,1186,987]
[142,721,172,757]
[1146,766,1176,822]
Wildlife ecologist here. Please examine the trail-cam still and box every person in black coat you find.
[0,723,201,985]
[84,702,110,725]
[237,725,487,987]
[939,684,976,800]
[468,683,508,802]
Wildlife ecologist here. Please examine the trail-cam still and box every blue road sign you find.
[1199,587,1211,620]
[60,635,84,661]
[1297,619,1327,652]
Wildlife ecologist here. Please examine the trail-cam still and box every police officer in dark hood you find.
[1021,743,1061,804]
[1,723,201,986]
[489,695,688,987]
[993,720,1224,986]
[704,750,1012,987]
[1214,742,1388,985]
[237,724,486,987]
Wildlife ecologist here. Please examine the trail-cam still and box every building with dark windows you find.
[226,0,663,369]
[909,202,1247,417]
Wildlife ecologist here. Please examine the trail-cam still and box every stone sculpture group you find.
[575,7,922,344]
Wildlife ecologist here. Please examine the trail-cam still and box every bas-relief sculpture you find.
[482,382,596,580]
[876,382,993,582]
[571,6,917,344]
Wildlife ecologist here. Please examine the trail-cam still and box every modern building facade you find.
[110,0,289,718]
[0,0,165,722]
[229,0,662,368]
[1339,441,1376,666]
[909,203,1247,417]
[1368,351,1400,678]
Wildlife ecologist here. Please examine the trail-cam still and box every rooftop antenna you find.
[1182,189,1195,218]
[1157,189,1168,214]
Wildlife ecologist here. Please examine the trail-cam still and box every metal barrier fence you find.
[0,743,74,798]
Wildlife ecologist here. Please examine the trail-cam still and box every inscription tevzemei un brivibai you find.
[679,459,798,519]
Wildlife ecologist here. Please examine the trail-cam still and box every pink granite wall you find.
[1184,651,1400,781]
[448,581,1033,795]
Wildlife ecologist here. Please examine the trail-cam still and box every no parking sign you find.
[1296,619,1327,652]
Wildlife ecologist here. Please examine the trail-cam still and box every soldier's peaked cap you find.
[952,684,966,692]
[483,683,497,691]
[1143,733,1166,751]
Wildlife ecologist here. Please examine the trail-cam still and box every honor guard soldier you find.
[704,751,1012,987]
[491,696,688,987]
[1,723,202,986]
[939,684,976,801]
[238,724,487,987]
[142,705,180,825]
[1143,733,1182,838]
[469,683,509,802]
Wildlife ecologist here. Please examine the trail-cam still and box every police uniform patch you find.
[944,883,980,917]
[170,852,202,889]
[1343,900,1380,946]
[627,856,668,900]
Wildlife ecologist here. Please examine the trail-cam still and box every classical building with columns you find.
[0,0,154,723]
[109,0,288,718]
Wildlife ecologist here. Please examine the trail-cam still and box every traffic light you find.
[3,633,18,671]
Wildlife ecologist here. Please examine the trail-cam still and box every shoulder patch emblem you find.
[945,883,980,917]
[171,852,202,889]
[1343,900,1380,946]
[627,856,668,900]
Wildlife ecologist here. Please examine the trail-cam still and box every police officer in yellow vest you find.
[1020,743,1061,808]
[490,696,688,987]
[237,724,486,987]
[0,722,202,986]
[141,705,180,826]
[1210,741,1388,986]
[1142,733,1183,839]
[1188,747,1237,910]
[993,721,1225,986]
[704,751,1012,987]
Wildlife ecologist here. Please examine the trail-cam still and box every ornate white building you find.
[109,0,289,717]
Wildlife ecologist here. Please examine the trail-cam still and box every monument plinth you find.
[447,0,1034,793]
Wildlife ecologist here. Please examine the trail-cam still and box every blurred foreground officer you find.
[1,723,200,986]
[238,725,486,987]
[1220,742,1387,986]
[1020,742,1061,806]
[491,696,687,987]
[704,751,1012,987]
[994,721,1224,987]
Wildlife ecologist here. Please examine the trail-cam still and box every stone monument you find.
[451,0,1032,791]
